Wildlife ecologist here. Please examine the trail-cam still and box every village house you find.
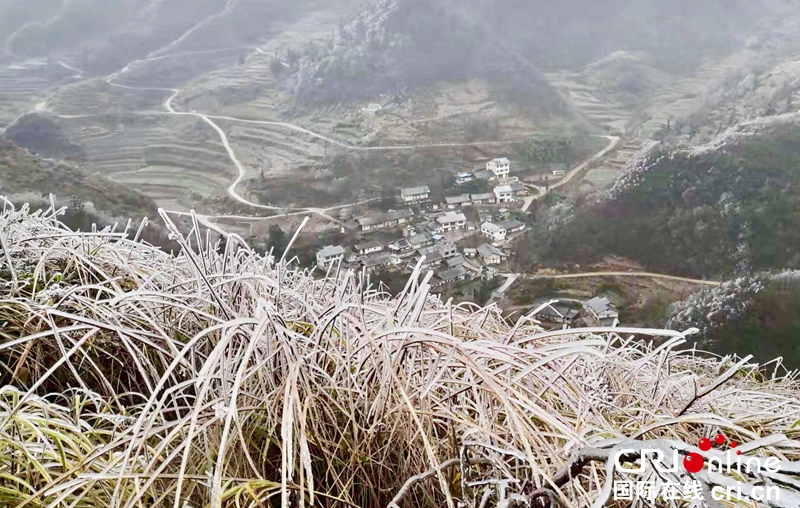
[470,193,496,205]
[548,163,568,176]
[586,296,620,327]
[444,194,471,209]
[389,231,435,252]
[456,172,474,184]
[532,300,581,326]
[399,186,431,203]
[487,157,511,179]
[498,219,526,234]
[436,211,467,232]
[316,245,345,270]
[417,247,445,269]
[463,248,478,258]
[436,240,458,258]
[481,221,507,242]
[354,240,383,256]
[357,209,414,233]
[477,243,507,265]
[510,183,529,196]
[494,185,515,204]
[433,266,469,288]
[362,253,393,272]
[446,254,466,268]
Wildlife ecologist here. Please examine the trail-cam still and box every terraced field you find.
[638,49,757,138]
[49,79,169,116]
[0,63,49,127]
[55,113,236,209]
[545,72,631,134]
[219,119,328,177]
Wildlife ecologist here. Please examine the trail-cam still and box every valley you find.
[3,0,800,340]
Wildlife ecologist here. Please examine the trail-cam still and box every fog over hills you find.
[6,2,800,508]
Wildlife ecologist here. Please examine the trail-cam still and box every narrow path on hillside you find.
[504,271,721,287]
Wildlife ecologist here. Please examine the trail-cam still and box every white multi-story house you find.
[316,245,345,270]
[487,157,510,179]
[494,185,515,203]
[436,212,467,232]
[399,186,431,203]
[481,221,507,242]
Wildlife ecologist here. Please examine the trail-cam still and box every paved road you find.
[522,271,721,286]
[495,273,520,294]
[520,135,620,212]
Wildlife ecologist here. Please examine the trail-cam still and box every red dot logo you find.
[698,438,712,451]
[714,434,726,445]
[683,453,705,473]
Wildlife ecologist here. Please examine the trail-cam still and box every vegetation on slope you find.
[0,139,175,249]
[668,272,800,369]
[1,200,800,507]
[528,117,800,279]
[285,0,569,118]
[3,113,85,160]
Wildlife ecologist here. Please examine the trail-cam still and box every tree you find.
[268,224,289,257]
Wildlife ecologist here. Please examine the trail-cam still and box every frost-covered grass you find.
[1,197,800,507]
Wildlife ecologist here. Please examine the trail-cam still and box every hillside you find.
[529,115,800,278]
[1,203,800,508]
[0,138,157,218]
[284,0,570,119]
[668,272,800,369]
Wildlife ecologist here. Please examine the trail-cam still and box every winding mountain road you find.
[20,7,614,236]
[521,271,721,286]
[520,135,619,212]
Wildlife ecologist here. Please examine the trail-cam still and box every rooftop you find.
[437,266,469,282]
[357,209,414,227]
[437,212,467,225]
[400,186,431,197]
[587,296,616,314]
[494,185,514,194]
[445,194,471,204]
[477,243,506,258]
[491,157,510,164]
[470,193,495,201]
[354,240,382,251]
[482,221,505,233]
[362,254,392,268]
[318,245,345,258]
[498,219,525,230]
[446,255,466,268]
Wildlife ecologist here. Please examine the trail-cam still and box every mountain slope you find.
[530,114,800,278]
[0,138,158,220]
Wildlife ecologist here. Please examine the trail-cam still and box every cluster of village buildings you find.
[316,157,533,289]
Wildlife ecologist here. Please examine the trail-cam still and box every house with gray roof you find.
[399,186,431,203]
[316,245,345,270]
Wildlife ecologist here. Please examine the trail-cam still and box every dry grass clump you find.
[1,197,799,508]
